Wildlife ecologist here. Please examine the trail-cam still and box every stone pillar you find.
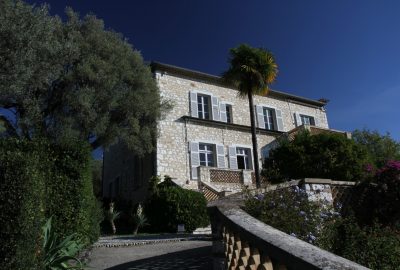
[242,170,252,186]
[199,166,211,183]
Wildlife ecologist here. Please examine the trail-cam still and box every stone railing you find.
[208,194,368,270]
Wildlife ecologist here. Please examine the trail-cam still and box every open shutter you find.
[275,109,284,131]
[228,146,238,169]
[219,103,227,122]
[189,141,200,179]
[211,96,220,121]
[190,92,198,117]
[216,144,226,168]
[314,117,319,127]
[294,112,302,127]
[256,106,265,129]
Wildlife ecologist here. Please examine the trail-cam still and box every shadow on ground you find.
[104,245,212,270]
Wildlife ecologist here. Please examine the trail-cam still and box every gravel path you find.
[87,240,212,270]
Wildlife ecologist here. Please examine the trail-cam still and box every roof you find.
[150,61,327,107]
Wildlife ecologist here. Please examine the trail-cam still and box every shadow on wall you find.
[104,245,212,270]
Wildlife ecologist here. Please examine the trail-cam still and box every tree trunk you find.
[248,91,261,188]
[133,225,139,235]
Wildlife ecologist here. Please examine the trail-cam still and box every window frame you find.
[236,147,252,170]
[199,143,215,167]
[263,107,276,130]
[197,94,211,120]
[300,114,315,126]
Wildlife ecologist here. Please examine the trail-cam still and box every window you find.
[226,104,233,123]
[263,108,275,130]
[300,114,315,126]
[197,94,210,119]
[199,143,215,167]
[236,148,252,170]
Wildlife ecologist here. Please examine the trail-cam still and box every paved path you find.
[87,240,212,270]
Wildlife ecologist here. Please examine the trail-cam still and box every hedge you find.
[0,139,45,269]
[145,185,209,233]
[0,138,101,269]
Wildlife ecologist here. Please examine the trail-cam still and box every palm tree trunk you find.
[248,91,261,188]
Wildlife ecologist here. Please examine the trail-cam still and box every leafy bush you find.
[352,129,400,168]
[0,139,46,269]
[346,160,400,228]
[263,131,370,183]
[318,216,400,270]
[145,184,209,233]
[243,186,336,243]
[42,217,84,270]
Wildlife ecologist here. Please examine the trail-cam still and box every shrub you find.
[0,139,46,269]
[145,184,209,233]
[318,216,400,270]
[346,160,400,228]
[263,131,370,183]
[243,186,336,243]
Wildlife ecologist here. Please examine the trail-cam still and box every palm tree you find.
[223,44,278,188]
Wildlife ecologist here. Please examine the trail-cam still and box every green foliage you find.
[222,44,278,96]
[243,187,332,243]
[0,139,46,269]
[0,0,170,152]
[0,138,101,268]
[317,216,400,270]
[145,183,209,233]
[42,217,84,270]
[44,140,102,243]
[346,160,400,228]
[263,131,370,183]
[352,129,400,168]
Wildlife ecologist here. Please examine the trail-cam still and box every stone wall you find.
[156,72,329,185]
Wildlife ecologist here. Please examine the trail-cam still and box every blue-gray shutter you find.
[275,109,284,131]
[228,146,238,169]
[189,141,200,179]
[211,96,220,121]
[314,117,319,127]
[190,92,198,117]
[216,144,226,168]
[256,106,265,129]
[219,103,227,122]
[294,112,302,127]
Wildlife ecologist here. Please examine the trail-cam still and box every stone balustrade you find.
[207,179,368,270]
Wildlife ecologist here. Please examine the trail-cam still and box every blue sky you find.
[27,0,400,142]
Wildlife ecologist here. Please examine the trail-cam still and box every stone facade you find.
[103,62,335,199]
[155,63,329,188]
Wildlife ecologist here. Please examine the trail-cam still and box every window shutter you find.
[189,141,200,179]
[211,96,220,121]
[216,144,226,168]
[294,112,302,127]
[190,92,198,117]
[219,103,227,122]
[275,109,284,131]
[228,146,238,169]
[314,117,319,127]
[256,106,265,129]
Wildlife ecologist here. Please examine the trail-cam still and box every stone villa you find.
[103,62,349,202]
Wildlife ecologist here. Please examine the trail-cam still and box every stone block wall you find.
[156,72,329,185]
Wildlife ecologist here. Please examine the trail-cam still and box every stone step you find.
[193,225,212,235]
